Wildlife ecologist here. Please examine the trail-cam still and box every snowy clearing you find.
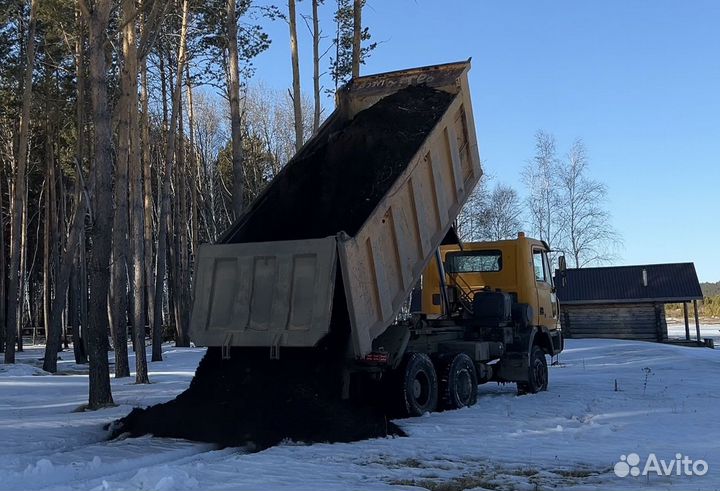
[1,339,718,491]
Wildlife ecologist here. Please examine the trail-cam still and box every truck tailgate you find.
[189,237,337,348]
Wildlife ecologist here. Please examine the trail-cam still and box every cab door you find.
[531,248,556,328]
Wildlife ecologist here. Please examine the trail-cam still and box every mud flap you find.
[493,352,530,383]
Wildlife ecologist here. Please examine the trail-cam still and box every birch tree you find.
[522,131,564,256]
[484,183,524,241]
[456,176,489,242]
[559,140,620,267]
[457,177,523,242]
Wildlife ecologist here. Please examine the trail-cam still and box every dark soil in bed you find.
[227,85,454,243]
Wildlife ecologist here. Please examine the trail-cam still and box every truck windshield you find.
[446,250,502,273]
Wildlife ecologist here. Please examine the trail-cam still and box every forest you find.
[0,0,372,408]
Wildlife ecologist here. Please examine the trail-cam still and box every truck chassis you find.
[353,310,563,416]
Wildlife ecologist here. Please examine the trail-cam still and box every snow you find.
[667,322,720,344]
[0,339,718,490]
[0,362,49,377]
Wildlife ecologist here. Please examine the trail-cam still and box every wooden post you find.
[693,299,701,342]
[562,311,572,339]
[654,303,664,342]
[683,302,690,340]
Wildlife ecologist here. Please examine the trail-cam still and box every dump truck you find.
[189,60,563,417]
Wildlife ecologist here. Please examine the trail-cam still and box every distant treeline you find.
[701,282,720,297]
[666,292,720,320]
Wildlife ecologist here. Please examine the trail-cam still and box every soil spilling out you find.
[112,347,404,450]
[227,85,455,243]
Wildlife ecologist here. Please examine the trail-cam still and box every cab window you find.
[446,250,502,273]
[543,251,554,287]
[533,249,546,282]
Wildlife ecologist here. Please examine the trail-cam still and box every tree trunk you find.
[125,0,149,383]
[288,0,303,152]
[312,0,320,133]
[6,0,38,364]
[152,45,168,358]
[174,81,189,347]
[69,262,86,363]
[42,40,90,372]
[137,0,156,359]
[73,9,87,364]
[70,194,87,365]
[43,180,89,373]
[42,115,58,348]
[0,168,5,353]
[186,65,199,258]
[227,0,244,217]
[79,226,88,358]
[352,0,361,78]
[109,0,137,380]
[84,0,115,408]
[154,0,190,358]
[141,53,160,362]
[17,181,28,352]
[42,6,96,373]
[57,155,67,350]
[43,163,52,343]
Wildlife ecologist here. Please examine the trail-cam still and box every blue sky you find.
[247,0,720,281]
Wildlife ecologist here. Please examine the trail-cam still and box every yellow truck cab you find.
[422,233,560,333]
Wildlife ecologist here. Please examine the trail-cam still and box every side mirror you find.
[558,255,567,287]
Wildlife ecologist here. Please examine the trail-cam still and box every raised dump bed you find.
[190,60,482,359]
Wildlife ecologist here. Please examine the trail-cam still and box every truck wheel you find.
[398,353,438,417]
[439,353,478,410]
[517,345,548,395]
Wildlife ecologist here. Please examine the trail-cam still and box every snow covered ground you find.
[667,322,720,344]
[1,339,719,491]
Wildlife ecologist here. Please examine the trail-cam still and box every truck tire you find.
[517,345,548,395]
[397,353,439,417]
[439,353,478,410]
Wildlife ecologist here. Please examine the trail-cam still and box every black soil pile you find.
[229,85,455,243]
[111,346,404,450]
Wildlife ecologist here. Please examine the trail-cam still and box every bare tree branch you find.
[558,139,622,267]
